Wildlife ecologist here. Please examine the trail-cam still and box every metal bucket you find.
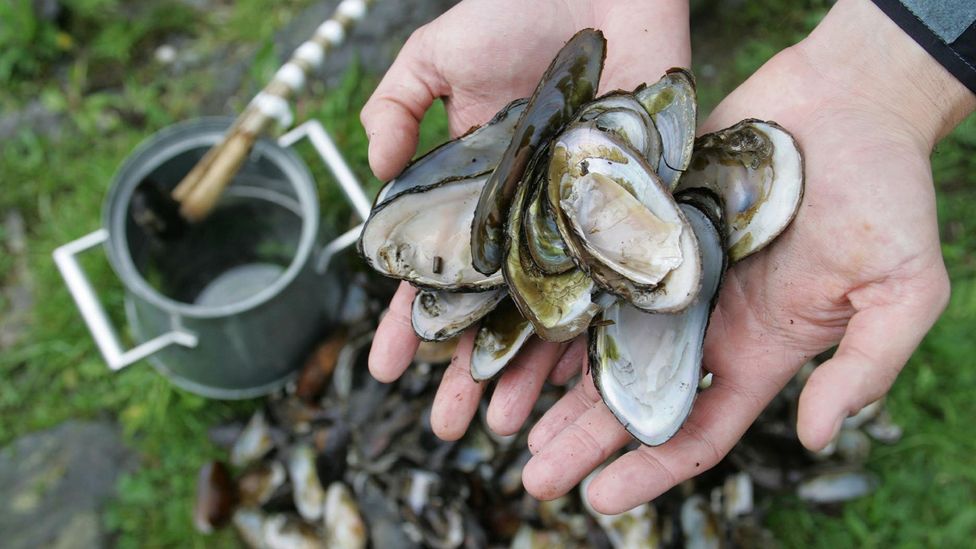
[54,117,371,399]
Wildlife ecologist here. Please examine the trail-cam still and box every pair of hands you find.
[360,0,975,514]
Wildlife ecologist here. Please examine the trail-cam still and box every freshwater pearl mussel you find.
[358,29,804,446]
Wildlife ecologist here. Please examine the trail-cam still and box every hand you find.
[361,0,691,440]
[520,0,976,513]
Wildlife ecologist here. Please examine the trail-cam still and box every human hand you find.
[520,0,976,513]
[361,0,691,440]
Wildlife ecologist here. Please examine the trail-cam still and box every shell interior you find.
[591,203,724,446]
[549,125,702,312]
[470,299,534,381]
[411,289,507,342]
[504,163,602,342]
[635,69,697,189]
[360,175,503,291]
[470,29,606,275]
[677,119,803,262]
[376,98,528,205]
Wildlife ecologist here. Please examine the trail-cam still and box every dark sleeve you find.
[871,0,976,94]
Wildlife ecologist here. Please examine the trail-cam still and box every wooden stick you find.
[172,0,376,222]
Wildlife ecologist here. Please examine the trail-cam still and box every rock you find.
[0,101,65,142]
[0,421,137,549]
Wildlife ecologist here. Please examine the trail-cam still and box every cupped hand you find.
[520,0,975,514]
[361,0,690,440]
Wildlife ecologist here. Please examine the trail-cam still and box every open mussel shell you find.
[287,443,327,522]
[504,151,604,342]
[677,119,804,262]
[193,460,238,534]
[471,28,606,275]
[323,482,368,549]
[549,124,701,312]
[796,468,879,504]
[635,68,697,189]
[411,288,506,342]
[577,92,663,167]
[590,202,724,446]
[376,98,528,205]
[470,298,534,381]
[523,177,575,275]
[632,203,707,313]
[359,174,504,291]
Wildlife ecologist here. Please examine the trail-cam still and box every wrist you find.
[797,0,975,147]
[584,0,691,90]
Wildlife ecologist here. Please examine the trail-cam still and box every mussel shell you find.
[323,482,368,549]
[548,124,699,311]
[193,460,238,533]
[375,97,528,206]
[470,28,607,275]
[359,175,504,291]
[635,68,697,189]
[470,298,534,381]
[522,175,575,275]
[630,203,706,313]
[411,288,506,342]
[796,468,879,504]
[287,444,326,521]
[590,201,724,446]
[504,153,602,342]
[577,92,663,167]
[677,119,804,262]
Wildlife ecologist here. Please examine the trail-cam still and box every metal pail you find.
[54,117,371,399]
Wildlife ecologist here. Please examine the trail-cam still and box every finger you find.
[430,329,486,441]
[797,273,950,450]
[523,402,632,500]
[548,335,587,385]
[486,338,567,436]
[368,282,420,383]
[584,375,770,514]
[360,27,446,181]
[527,370,601,455]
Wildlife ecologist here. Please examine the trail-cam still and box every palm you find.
[361,0,692,441]
[410,0,577,136]
[520,49,950,514]
[363,0,691,180]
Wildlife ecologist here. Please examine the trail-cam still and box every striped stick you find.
[173,0,377,222]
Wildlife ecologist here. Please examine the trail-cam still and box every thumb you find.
[361,27,446,181]
[797,270,950,450]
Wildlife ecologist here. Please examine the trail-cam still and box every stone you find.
[0,421,137,549]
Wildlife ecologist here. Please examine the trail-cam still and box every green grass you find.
[1,0,974,546]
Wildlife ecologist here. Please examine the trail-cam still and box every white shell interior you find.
[678,121,803,261]
[594,203,723,446]
[561,172,683,287]
[361,175,503,290]
[411,289,506,341]
[470,318,534,381]
[628,203,705,313]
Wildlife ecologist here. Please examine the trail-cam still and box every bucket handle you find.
[53,229,199,371]
[277,120,369,274]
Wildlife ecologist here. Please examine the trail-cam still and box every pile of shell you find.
[357,29,804,446]
[194,298,900,548]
